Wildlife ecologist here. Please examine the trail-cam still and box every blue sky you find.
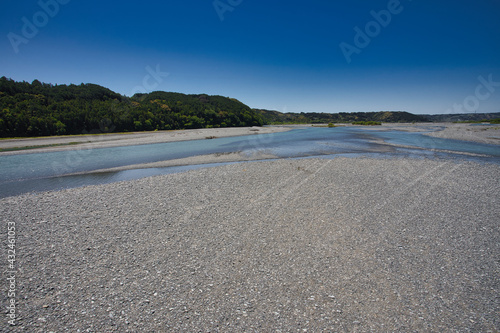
[1,0,499,114]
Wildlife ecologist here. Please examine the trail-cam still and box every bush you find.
[352,121,382,126]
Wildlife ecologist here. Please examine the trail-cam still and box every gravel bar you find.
[1,157,499,332]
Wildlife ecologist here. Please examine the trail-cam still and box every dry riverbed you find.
[356,122,500,145]
[1,157,499,331]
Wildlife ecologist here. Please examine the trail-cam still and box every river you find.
[1,127,499,198]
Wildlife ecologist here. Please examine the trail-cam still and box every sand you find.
[2,157,499,332]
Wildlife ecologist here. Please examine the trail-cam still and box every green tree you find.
[133,121,143,131]
[54,120,66,135]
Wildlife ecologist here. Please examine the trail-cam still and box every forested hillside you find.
[3,77,495,138]
[0,77,264,137]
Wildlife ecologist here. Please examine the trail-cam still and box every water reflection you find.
[0,163,231,198]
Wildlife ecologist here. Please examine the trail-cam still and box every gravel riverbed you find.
[1,157,499,332]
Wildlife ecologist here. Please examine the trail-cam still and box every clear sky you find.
[1,0,499,114]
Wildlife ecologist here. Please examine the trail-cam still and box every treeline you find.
[254,109,428,124]
[0,77,264,137]
[4,77,495,138]
[423,112,500,123]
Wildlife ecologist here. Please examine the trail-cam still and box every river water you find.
[1,127,499,198]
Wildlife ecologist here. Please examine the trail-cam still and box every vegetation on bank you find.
[0,77,264,138]
[453,118,500,124]
[0,141,82,152]
[254,109,428,124]
[352,121,382,126]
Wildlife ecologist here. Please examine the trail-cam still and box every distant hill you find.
[253,109,429,124]
[0,77,264,137]
[422,112,500,122]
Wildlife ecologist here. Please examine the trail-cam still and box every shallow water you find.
[1,127,499,198]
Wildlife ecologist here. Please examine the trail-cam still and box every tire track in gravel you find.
[247,159,327,208]
[169,159,335,324]
[176,159,329,252]
[368,159,457,217]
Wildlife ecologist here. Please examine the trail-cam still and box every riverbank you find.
[2,157,498,331]
[356,122,500,145]
[424,123,500,145]
[0,126,292,155]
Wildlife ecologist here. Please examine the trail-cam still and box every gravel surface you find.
[424,123,500,145]
[1,157,499,332]
[0,126,291,155]
[346,122,500,145]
